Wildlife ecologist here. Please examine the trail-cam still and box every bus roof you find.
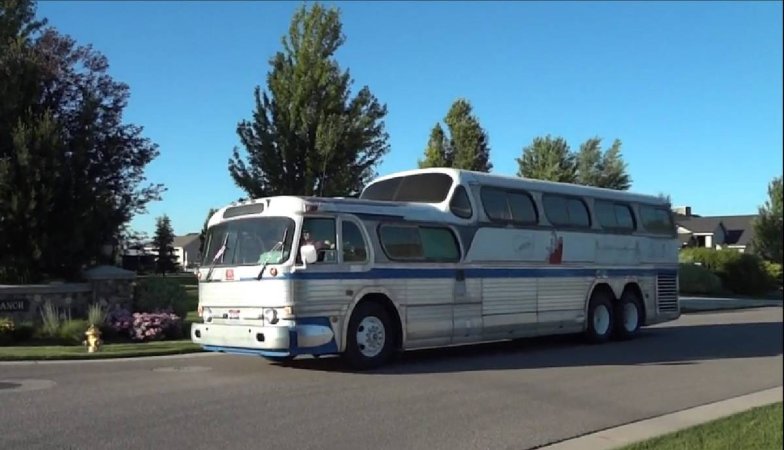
[364,167,668,206]
[209,169,669,227]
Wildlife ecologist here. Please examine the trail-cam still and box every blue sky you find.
[37,1,782,236]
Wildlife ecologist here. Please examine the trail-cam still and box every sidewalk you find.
[537,386,783,450]
[680,296,782,313]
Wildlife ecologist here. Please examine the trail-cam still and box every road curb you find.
[0,351,212,366]
[536,386,783,450]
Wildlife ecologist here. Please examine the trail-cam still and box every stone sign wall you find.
[0,265,135,324]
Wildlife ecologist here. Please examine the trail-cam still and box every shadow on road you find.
[280,321,783,374]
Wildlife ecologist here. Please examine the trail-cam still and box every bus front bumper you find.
[191,319,338,357]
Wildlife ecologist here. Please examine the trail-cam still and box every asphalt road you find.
[1,307,782,450]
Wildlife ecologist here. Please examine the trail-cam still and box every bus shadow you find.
[281,321,783,374]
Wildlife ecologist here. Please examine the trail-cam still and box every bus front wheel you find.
[585,291,615,344]
[343,301,395,370]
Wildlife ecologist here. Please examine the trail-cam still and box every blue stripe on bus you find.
[278,267,676,281]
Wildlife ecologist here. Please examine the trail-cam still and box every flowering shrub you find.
[0,317,13,333]
[106,307,183,342]
[129,312,182,342]
[106,308,134,336]
[0,317,14,345]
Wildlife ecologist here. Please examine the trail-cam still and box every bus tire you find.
[614,290,643,340]
[343,301,395,370]
[585,290,614,344]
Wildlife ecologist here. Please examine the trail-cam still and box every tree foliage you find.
[152,215,178,275]
[517,135,631,190]
[418,124,449,168]
[0,0,162,282]
[228,3,389,199]
[516,135,576,183]
[418,99,492,172]
[575,137,631,190]
[752,176,783,263]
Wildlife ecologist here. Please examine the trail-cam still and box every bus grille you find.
[657,273,679,312]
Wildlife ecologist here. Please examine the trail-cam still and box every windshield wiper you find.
[257,227,289,280]
[205,234,229,282]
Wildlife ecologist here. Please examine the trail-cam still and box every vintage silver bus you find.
[191,168,679,369]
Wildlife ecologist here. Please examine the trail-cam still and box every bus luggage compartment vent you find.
[656,273,678,312]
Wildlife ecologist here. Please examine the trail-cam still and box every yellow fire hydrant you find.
[83,324,102,353]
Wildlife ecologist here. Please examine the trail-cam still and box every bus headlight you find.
[264,308,279,325]
[202,307,213,323]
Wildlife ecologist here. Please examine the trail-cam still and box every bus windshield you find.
[202,217,296,267]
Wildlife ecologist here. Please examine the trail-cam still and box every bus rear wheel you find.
[585,291,614,344]
[614,290,643,340]
[343,302,395,370]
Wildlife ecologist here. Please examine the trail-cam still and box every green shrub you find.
[39,301,61,338]
[678,263,725,295]
[133,277,190,317]
[12,322,35,343]
[58,319,89,345]
[87,303,107,326]
[679,248,775,296]
[763,261,783,289]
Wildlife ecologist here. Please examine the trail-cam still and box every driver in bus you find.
[301,229,332,251]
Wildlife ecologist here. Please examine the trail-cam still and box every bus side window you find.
[342,221,368,263]
[301,217,337,263]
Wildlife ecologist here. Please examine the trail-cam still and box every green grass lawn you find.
[621,402,783,450]
[0,340,202,361]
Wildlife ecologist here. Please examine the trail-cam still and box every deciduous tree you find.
[0,0,162,282]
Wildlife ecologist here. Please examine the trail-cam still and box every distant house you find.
[674,206,757,253]
[121,232,202,272]
[172,233,202,269]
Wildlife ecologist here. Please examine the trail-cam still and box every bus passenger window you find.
[342,221,368,262]
[481,188,512,221]
[379,225,424,259]
[508,191,537,224]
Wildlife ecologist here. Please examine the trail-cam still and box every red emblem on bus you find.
[225,269,234,280]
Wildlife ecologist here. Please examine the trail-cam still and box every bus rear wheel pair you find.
[585,289,644,343]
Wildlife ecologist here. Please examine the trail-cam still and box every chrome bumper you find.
[191,322,334,351]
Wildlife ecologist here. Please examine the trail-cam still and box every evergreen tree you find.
[752,176,783,263]
[418,99,492,172]
[228,3,389,199]
[516,135,577,183]
[576,137,631,190]
[444,99,492,172]
[418,123,450,168]
[152,215,178,275]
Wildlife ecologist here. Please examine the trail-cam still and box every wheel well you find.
[621,282,647,324]
[589,283,616,304]
[354,293,403,350]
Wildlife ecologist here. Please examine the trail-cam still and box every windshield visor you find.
[202,217,296,267]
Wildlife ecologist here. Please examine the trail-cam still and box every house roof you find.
[173,233,200,248]
[675,216,724,234]
[718,215,757,246]
[676,214,757,247]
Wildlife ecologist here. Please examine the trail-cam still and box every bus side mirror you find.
[300,245,318,264]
